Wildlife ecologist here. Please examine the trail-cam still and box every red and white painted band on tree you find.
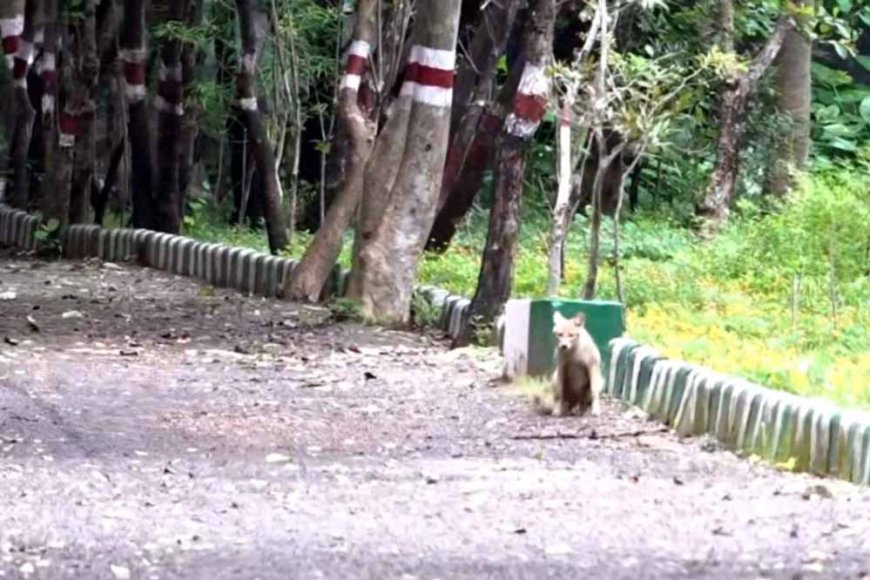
[399,45,456,108]
[35,52,56,114]
[120,48,148,102]
[1,15,24,64]
[59,113,79,148]
[340,40,370,92]
[505,63,550,138]
[156,63,184,116]
[11,38,32,87]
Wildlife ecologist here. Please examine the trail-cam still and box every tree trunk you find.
[547,99,572,296]
[35,0,66,225]
[154,0,186,233]
[697,16,794,233]
[768,1,811,197]
[67,0,98,225]
[349,0,463,325]
[287,0,377,302]
[7,0,39,209]
[455,0,556,346]
[234,0,287,254]
[177,0,203,213]
[581,137,624,299]
[122,0,154,229]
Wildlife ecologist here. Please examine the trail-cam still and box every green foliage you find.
[34,218,63,257]
[409,290,443,330]
[811,63,870,164]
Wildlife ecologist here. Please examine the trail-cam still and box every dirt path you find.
[0,255,868,580]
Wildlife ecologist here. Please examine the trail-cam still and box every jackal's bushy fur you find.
[536,311,603,417]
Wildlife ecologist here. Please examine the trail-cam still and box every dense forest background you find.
[1,0,868,404]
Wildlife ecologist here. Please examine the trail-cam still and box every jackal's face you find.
[553,311,586,351]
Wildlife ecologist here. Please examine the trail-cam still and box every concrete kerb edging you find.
[0,207,469,339]
[607,337,870,486]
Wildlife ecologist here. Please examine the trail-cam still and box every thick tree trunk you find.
[346,97,413,299]
[287,0,377,303]
[768,2,811,197]
[154,0,186,233]
[455,0,556,346]
[122,0,154,229]
[7,0,39,209]
[697,16,794,232]
[234,0,287,254]
[349,0,463,325]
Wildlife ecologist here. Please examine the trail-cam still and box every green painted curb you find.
[607,338,870,486]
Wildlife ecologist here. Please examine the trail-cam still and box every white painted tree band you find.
[119,47,147,63]
[400,82,453,107]
[0,16,24,39]
[505,115,542,139]
[125,84,147,102]
[238,97,258,111]
[407,45,456,70]
[348,40,370,58]
[517,63,549,97]
[155,95,184,116]
[340,75,362,91]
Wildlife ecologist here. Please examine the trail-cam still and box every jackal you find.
[545,311,603,417]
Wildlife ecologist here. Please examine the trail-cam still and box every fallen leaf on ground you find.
[802,485,833,500]
[265,453,291,464]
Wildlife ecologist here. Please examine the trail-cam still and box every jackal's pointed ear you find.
[572,312,586,327]
[553,311,567,326]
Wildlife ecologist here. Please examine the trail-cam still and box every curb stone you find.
[606,337,870,486]
[0,206,469,339]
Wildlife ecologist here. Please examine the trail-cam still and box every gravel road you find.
[1,255,868,579]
